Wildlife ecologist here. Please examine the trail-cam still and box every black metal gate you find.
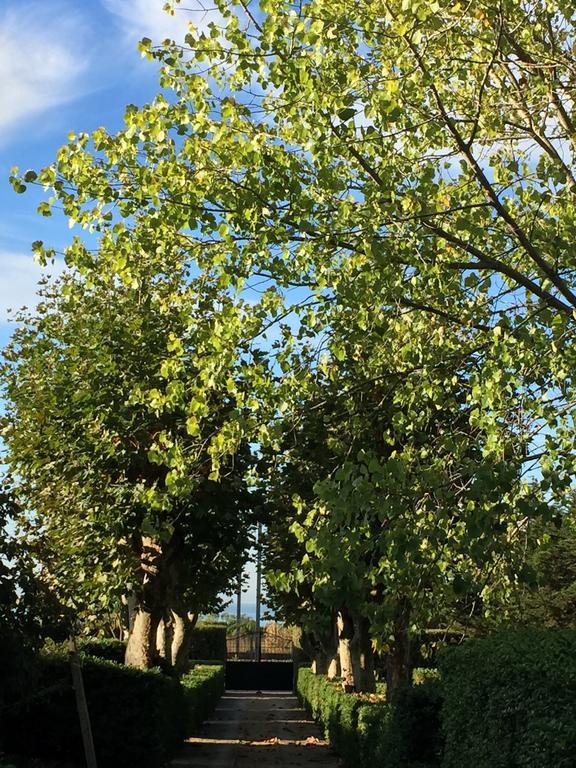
[225,659,294,690]
[225,627,294,691]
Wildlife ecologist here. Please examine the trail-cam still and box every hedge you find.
[2,652,224,768]
[189,622,228,661]
[297,667,442,768]
[41,636,127,665]
[182,663,225,731]
[439,627,576,768]
[77,637,127,664]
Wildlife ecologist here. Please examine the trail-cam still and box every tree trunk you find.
[386,597,412,703]
[327,653,340,679]
[125,536,166,669]
[156,611,176,662]
[156,617,167,659]
[325,617,340,680]
[337,608,376,692]
[337,607,356,692]
[125,606,162,668]
[170,610,197,673]
[302,625,338,676]
[312,650,329,675]
[351,615,376,693]
[121,592,137,641]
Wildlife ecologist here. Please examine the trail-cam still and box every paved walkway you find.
[171,691,341,767]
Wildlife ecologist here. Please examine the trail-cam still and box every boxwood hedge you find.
[297,667,442,768]
[2,652,224,768]
[188,622,228,661]
[439,627,576,768]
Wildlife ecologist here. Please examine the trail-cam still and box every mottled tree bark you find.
[337,607,376,692]
[337,607,356,692]
[156,609,178,664]
[170,610,197,673]
[325,616,341,680]
[156,616,168,660]
[125,606,162,668]
[327,654,340,679]
[311,655,325,675]
[125,536,168,669]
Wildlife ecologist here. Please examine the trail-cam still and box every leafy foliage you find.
[0,487,68,725]
[264,316,538,667]
[508,514,576,629]
[188,622,227,661]
[1,267,258,638]
[297,667,442,767]
[439,628,576,768]
[1,651,223,768]
[7,0,576,705]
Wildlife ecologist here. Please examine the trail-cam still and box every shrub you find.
[189,622,227,661]
[412,667,440,685]
[439,627,576,768]
[2,652,224,768]
[334,687,362,765]
[42,637,127,664]
[77,637,126,664]
[0,632,38,749]
[181,664,225,731]
[391,680,443,767]
[356,699,391,766]
[297,667,442,768]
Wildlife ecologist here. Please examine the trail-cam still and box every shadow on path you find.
[171,692,341,767]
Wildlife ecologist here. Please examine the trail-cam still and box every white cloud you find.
[0,251,65,324]
[102,0,223,45]
[0,2,88,140]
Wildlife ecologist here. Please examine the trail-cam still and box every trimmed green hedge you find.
[42,636,127,665]
[2,653,224,768]
[77,637,127,664]
[189,622,227,661]
[439,627,576,768]
[182,663,225,731]
[297,667,442,768]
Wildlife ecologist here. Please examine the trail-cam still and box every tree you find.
[261,407,342,679]
[8,0,576,676]
[263,308,541,695]
[12,0,576,487]
[1,265,261,670]
[0,485,67,722]
[504,502,576,629]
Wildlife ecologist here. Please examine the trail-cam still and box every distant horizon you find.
[205,601,278,622]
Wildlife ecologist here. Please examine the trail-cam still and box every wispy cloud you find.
[0,2,88,141]
[0,252,65,325]
[102,0,223,45]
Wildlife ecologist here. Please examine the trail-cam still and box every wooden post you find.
[68,637,98,768]
[236,570,242,659]
[255,523,262,664]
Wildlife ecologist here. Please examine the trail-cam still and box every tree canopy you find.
[5,0,576,684]
[13,0,576,485]
[1,263,261,667]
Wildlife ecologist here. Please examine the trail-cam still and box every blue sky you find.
[0,0,222,349]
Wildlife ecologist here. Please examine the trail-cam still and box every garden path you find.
[170,691,341,767]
